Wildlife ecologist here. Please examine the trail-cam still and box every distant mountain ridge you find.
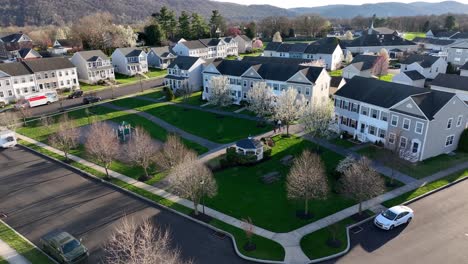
[1,0,468,27]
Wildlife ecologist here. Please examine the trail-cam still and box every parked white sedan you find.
[374,205,414,230]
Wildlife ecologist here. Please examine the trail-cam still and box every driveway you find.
[0,147,251,264]
[322,177,468,264]
[27,78,164,117]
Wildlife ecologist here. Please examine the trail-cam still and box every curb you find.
[17,144,285,264]
[307,169,468,264]
[0,219,59,264]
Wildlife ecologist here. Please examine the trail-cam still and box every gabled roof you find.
[17,48,41,59]
[238,35,251,42]
[56,39,82,48]
[0,62,32,76]
[412,37,456,46]
[276,43,294,52]
[236,138,262,149]
[289,43,309,53]
[0,33,30,43]
[330,76,344,87]
[222,37,235,43]
[451,32,468,40]
[264,42,282,51]
[200,38,222,47]
[335,76,426,108]
[349,55,379,71]
[372,27,397,35]
[431,73,468,92]
[409,90,455,120]
[76,50,109,62]
[180,40,207,49]
[117,48,144,57]
[460,62,468,71]
[168,56,201,70]
[402,70,425,80]
[304,39,340,54]
[149,46,176,58]
[213,60,258,76]
[400,55,441,68]
[242,56,312,65]
[346,34,416,47]
[23,57,75,72]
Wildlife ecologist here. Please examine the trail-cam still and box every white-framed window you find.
[400,136,407,149]
[378,129,386,139]
[391,115,399,127]
[447,118,453,129]
[412,140,420,154]
[415,122,424,134]
[335,98,341,108]
[380,112,388,121]
[371,109,379,119]
[457,115,463,127]
[368,125,376,136]
[402,118,411,130]
[342,101,349,110]
[361,106,369,116]
[445,135,454,147]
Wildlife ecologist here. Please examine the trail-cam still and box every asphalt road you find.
[28,78,164,117]
[323,178,468,264]
[0,147,251,264]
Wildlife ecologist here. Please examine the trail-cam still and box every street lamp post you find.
[200,180,205,215]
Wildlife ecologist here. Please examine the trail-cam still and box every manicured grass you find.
[404,32,426,41]
[79,82,106,92]
[205,135,356,232]
[115,73,143,84]
[329,137,356,149]
[300,217,355,259]
[146,68,167,78]
[383,169,468,207]
[142,90,166,100]
[0,221,52,264]
[377,73,394,82]
[110,97,272,144]
[329,69,343,77]
[172,91,206,106]
[358,145,468,179]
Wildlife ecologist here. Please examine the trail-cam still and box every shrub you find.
[163,86,175,101]
[264,148,272,159]
[459,129,468,152]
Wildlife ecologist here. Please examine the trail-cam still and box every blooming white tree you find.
[208,76,232,107]
[336,155,357,174]
[272,31,282,42]
[301,99,336,141]
[246,82,274,119]
[344,30,354,40]
[273,88,307,136]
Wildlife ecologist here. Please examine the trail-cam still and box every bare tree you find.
[154,134,190,171]
[208,76,232,107]
[0,111,22,131]
[126,127,160,181]
[272,31,282,42]
[167,153,217,216]
[286,150,329,217]
[344,30,354,40]
[372,55,389,80]
[246,82,274,119]
[273,88,307,136]
[17,106,31,125]
[48,114,79,161]
[104,217,191,264]
[301,99,335,144]
[379,48,390,62]
[85,122,120,179]
[340,157,385,215]
[241,217,255,250]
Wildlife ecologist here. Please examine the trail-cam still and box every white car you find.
[374,205,414,230]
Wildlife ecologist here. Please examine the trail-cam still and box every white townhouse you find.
[263,38,344,70]
[147,46,177,69]
[342,54,380,79]
[71,50,115,84]
[392,70,426,88]
[202,59,330,105]
[164,56,206,92]
[400,54,447,79]
[172,38,238,59]
[334,77,468,162]
[447,40,468,67]
[111,48,148,76]
[0,58,79,103]
[431,73,468,103]
[233,35,252,53]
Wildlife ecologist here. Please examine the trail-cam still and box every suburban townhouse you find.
[431,73,468,103]
[16,48,42,61]
[71,50,115,84]
[172,38,238,59]
[164,56,207,92]
[147,46,177,69]
[460,62,468,77]
[447,40,468,67]
[412,37,456,53]
[344,34,418,54]
[392,70,426,87]
[202,59,330,105]
[342,54,380,79]
[0,58,79,103]
[48,39,83,56]
[111,48,148,76]
[0,33,33,60]
[262,38,344,70]
[334,76,468,162]
[233,35,252,53]
[399,54,447,79]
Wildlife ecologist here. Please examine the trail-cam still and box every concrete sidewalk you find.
[0,239,30,264]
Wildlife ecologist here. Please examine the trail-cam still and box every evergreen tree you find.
[445,15,457,31]
[422,21,430,32]
[209,10,226,37]
[153,6,177,39]
[191,13,209,39]
[144,23,164,46]
[178,11,191,39]
[244,22,256,39]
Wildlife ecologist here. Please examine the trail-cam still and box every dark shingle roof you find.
[349,55,379,71]
[403,70,425,80]
[412,37,456,46]
[451,32,468,40]
[77,50,109,61]
[409,90,455,120]
[56,39,82,47]
[236,138,262,149]
[213,60,257,76]
[330,76,344,87]
[17,48,41,59]
[400,55,440,68]
[0,62,32,76]
[433,31,459,38]
[23,58,75,72]
[168,56,201,70]
[276,43,294,52]
[335,76,426,108]
[304,41,339,54]
[150,46,175,58]
[289,43,309,53]
[347,34,416,47]
[242,56,312,65]
[117,48,144,57]
[432,73,468,92]
[264,42,282,51]
[460,62,468,71]
[0,33,28,43]
[181,40,207,49]
[200,38,221,47]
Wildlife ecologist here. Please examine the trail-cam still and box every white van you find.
[0,130,16,148]
[15,91,59,109]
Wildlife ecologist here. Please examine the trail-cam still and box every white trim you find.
[400,136,408,149]
[388,132,396,144]
[415,121,424,135]
[402,118,411,130]
[445,134,455,147]
[456,115,463,127]
[391,115,399,127]
[388,95,430,120]
[447,117,453,129]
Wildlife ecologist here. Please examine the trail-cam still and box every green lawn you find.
[377,74,394,82]
[383,169,468,207]
[358,146,468,179]
[172,91,206,106]
[79,82,106,92]
[329,137,356,149]
[403,32,426,41]
[0,221,52,264]
[146,68,167,78]
[329,69,343,77]
[142,90,166,100]
[110,97,272,144]
[205,135,358,232]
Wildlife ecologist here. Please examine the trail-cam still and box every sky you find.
[213,0,468,9]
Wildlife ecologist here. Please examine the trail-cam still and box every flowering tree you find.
[273,88,306,135]
[246,82,274,119]
[208,76,232,107]
[301,99,335,141]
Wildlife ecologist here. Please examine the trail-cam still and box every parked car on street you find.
[15,91,59,109]
[0,130,16,148]
[374,205,414,230]
[82,96,102,105]
[67,90,84,99]
[0,98,7,108]
[40,231,88,263]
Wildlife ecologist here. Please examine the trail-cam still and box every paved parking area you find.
[323,177,468,264]
[0,147,251,264]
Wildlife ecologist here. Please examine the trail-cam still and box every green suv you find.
[40,231,89,264]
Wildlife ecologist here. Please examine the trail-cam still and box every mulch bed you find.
[190,212,213,223]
